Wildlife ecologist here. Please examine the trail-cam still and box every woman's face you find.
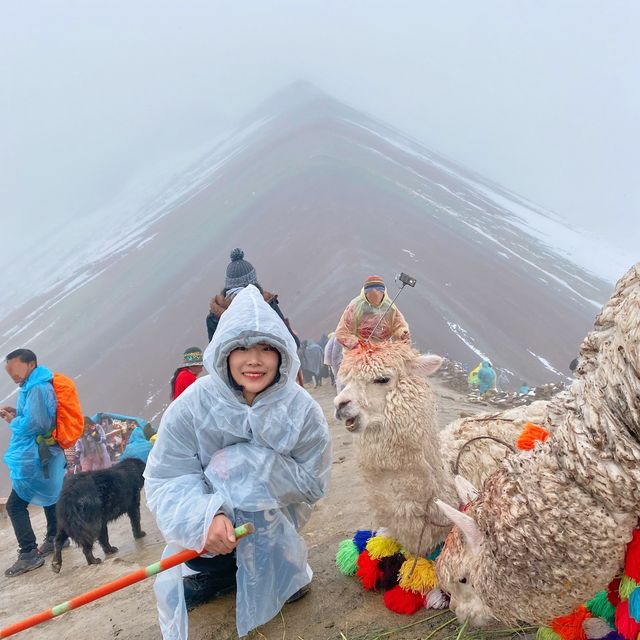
[228,343,280,404]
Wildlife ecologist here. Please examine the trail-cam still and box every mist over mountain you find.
[0,82,628,492]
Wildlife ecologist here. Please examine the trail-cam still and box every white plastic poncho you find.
[144,285,332,638]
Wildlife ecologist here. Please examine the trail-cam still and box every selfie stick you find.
[0,523,255,638]
[364,272,417,344]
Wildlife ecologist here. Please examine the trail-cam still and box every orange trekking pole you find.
[0,523,254,638]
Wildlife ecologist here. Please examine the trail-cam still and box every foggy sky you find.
[1,0,638,294]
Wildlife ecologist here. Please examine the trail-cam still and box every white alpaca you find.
[334,342,547,557]
[435,262,640,627]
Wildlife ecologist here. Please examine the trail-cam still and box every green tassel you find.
[620,575,639,601]
[536,626,561,640]
[586,590,616,627]
[336,539,359,576]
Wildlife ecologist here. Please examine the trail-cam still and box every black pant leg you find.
[6,490,37,553]
[44,503,58,540]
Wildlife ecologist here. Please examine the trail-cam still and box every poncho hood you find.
[203,285,299,405]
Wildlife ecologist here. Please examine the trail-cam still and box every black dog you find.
[52,458,146,572]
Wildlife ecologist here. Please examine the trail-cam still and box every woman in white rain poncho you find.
[144,285,332,638]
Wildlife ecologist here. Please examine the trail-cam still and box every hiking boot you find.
[285,582,311,604]
[4,549,45,577]
[38,537,70,556]
[183,572,237,611]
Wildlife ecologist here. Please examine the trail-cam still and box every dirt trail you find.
[0,381,481,640]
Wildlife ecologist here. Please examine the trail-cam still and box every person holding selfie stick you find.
[335,275,411,349]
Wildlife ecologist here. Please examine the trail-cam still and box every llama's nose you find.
[335,400,351,420]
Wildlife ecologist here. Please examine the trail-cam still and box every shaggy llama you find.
[334,342,548,557]
[435,262,640,627]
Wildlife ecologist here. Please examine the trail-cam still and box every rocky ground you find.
[0,381,524,640]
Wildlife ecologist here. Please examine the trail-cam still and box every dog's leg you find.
[51,530,69,574]
[98,521,118,555]
[129,499,146,539]
[81,542,102,565]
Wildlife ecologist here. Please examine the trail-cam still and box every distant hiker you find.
[518,382,530,395]
[119,426,153,464]
[170,347,204,400]
[1,349,66,576]
[477,361,497,394]
[302,341,324,388]
[323,332,343,387]
[76,416,112,472]
[318,333,329,350]
[205,248,300,349]
[145,286,331,638]
[335,275,410,349]
[468,362,481,388]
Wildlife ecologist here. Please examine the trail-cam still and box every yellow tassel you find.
[398,557,437,594]
[536,627,561,640]
[366,536,403,560]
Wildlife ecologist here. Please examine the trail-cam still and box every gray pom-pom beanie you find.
[225,248,258,289]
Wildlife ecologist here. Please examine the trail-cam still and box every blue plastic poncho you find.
[119,427,152,464]
[2,366,65,506]
[144,285,332,638]
[477,361,497,394]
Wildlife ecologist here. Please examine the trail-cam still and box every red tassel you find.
[624,530,640,583]
[356,550,382,591]
[516,422,549,450]
[609,577,622,607]
[383,585,425,615]
[550,605,590,640]
[615,600,640,640]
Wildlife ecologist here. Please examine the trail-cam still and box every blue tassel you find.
[427,543,442,561]
[628,587,640,622]
[353,529,376,553]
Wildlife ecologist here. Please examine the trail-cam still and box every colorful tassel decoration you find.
[366,535,402,560]
[379,553,406,590]
[619,576,638,601]
[583,617,615,640]
[537,627,562,640]
[353,529,376,553]
[608,578,622,607]
[398,557,437,594]
[627,587,640,623]
[624,530,640,583]
[550,605,590,640]
[586,591,616,628]
[336,539,360,576]
[383,585,425,615]
[516,422,550,450]
[426,544,442,562]
[614,600,640,640]
[356,550,382,591]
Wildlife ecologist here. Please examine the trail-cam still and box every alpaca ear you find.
[454,475,480,505]
[435,499,482,555]
[411,354,444,378]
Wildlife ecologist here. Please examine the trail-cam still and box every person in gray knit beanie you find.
[206,250,301,360]
[224,248,258,290]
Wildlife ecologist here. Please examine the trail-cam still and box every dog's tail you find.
[57,480,103,546]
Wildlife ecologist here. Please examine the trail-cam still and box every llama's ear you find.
[435,499,482,555]
[411,354,444,378]
[454,475,480,505]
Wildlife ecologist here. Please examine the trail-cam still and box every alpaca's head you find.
[334,341,443,432]
[435,496,497,627]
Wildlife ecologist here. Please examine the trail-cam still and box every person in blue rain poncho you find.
[119,426,153,464]
[477,360,497,394]
[1,349,65,577]
[144,286,332,638]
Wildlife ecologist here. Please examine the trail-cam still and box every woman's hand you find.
[203,513,237,555]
